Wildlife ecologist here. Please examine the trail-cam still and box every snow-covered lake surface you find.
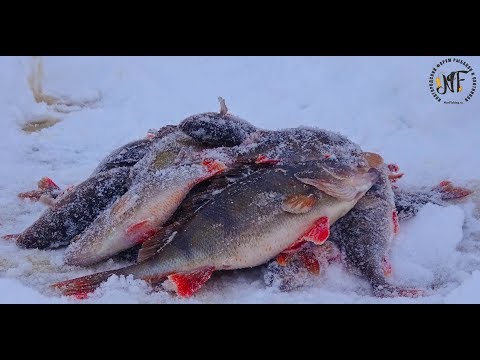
[1,56,479,303]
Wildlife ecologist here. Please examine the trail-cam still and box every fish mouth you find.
[352,168,382,200]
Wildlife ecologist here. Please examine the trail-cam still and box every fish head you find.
[292,156,382,202]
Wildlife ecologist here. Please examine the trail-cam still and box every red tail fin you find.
[51,270,118,299]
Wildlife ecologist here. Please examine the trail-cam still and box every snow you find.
[1,56,480,303]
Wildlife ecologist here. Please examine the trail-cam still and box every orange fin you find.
[282,194,317,214]
[18,177,60,202]
[436,181,473,200]
[167,267,215,298]
[255,155,280,165]
[37,177,60,191]
[17,190,44,201]
[51,270,117,299]
[126,221,157,245]
[301,217,330,245]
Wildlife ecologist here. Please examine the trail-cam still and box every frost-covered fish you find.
[239,128,366,166]
[178,100,366,167]
[63,124,376,266]
[14,126,178,249]
[53,156,381,298]
[16,167,131,249]
[266,168,420,297]
[179,97,257,147]
[265,169,474,295]
[62,129,226,266]
[326,168,428,296]
[394,180,473,222]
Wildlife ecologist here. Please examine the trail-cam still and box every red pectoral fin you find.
[301,217,330,245]
[126,221,157,245]
[167,267,215,298]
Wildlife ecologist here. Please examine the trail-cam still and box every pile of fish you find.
[9,98,473,299]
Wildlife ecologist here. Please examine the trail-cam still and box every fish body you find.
[16,167,131,249]
[263,168,397,294]
[328,168,399,295]
[54,159,380,297]
[14,126,182,249]
[63,130,224,266]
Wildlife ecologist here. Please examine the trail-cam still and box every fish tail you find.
[51,269,119,299]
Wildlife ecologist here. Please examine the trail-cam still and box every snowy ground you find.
[1,56,480,303]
